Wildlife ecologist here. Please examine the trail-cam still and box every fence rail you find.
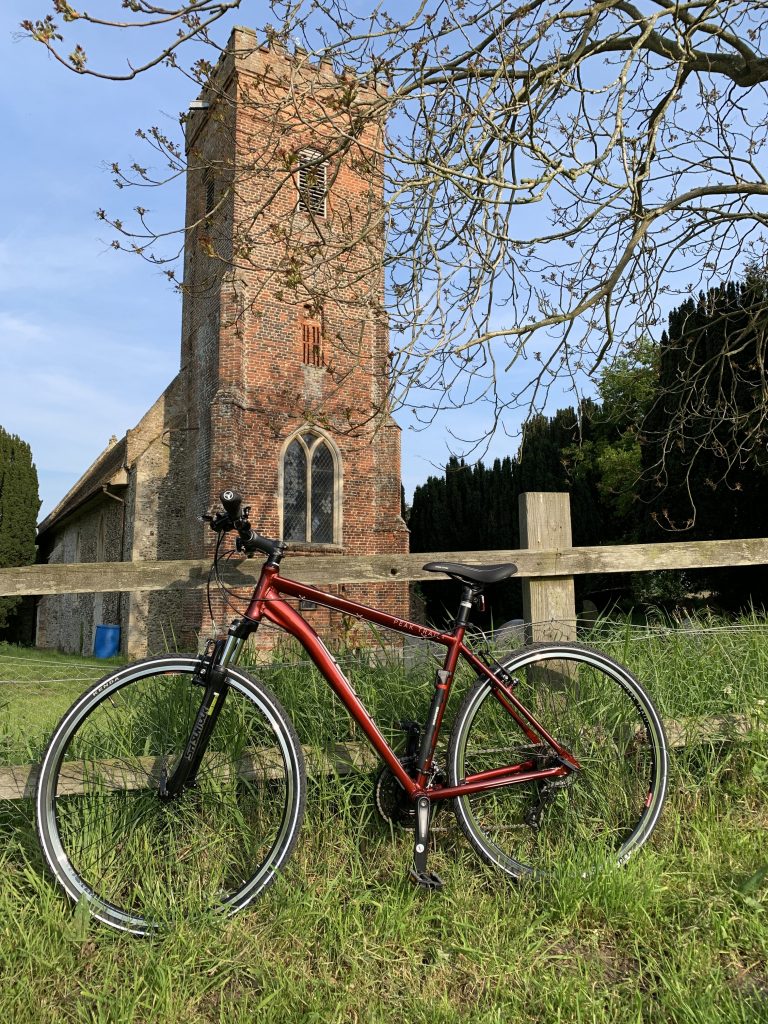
[0,743,378,801]
[2,536,768,598]
[5,492,768,646]
[0,713,760,801]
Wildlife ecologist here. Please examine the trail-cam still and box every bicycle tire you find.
[448,642,668,878]
[36,655,306,935]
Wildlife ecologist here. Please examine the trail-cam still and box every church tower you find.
[35,28,408,658]
[176,28,408,642]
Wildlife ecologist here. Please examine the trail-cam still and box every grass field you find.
[0,621,766,1024]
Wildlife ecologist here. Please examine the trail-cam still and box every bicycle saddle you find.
[422,561,518,585]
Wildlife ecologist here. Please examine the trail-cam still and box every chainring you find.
[373,757,447,829]
[373,757,416,828]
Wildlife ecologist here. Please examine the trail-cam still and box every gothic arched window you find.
[281,431,339,544]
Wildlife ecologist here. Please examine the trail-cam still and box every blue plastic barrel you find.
[94,624,121,658]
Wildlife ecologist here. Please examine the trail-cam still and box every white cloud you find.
[0,312,45,341]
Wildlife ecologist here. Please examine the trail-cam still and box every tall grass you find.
[0,620,766,1022]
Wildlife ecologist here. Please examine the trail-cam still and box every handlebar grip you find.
[220,488,243,520]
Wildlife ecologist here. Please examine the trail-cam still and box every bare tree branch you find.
[18,0,768,461]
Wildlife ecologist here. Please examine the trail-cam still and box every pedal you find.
[408,867,445,891]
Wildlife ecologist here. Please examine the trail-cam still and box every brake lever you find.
[201,503,254,539]
[201,511,233,533]
[233,511,253,556]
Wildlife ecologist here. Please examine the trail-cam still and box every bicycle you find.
[36,489,669,934]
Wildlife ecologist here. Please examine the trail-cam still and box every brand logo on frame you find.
[393,618,434,638]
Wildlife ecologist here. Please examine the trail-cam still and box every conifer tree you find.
[0,426,40,641]
[643,274,768,539]
[641,272,768,603]
[410,455,525,626]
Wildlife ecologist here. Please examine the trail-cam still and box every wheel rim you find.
[452,648,665,877]
[38,659,301,933]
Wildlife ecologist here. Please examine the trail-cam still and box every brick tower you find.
[35,28,408,658]
[177,28,409,643]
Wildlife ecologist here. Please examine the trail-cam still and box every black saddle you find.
[422,561,518,586]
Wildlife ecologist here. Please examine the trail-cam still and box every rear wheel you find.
[36,655,306,934]
[449,643,668,878]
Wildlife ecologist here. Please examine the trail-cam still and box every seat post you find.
[454,584,478,630]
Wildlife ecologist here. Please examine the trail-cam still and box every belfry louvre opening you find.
[297,150,327,216]
[302,320,324,366]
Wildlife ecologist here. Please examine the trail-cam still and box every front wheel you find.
[449,643,668,879]
[36,656,306,934]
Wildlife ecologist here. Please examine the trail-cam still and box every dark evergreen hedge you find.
[0,426,40,643]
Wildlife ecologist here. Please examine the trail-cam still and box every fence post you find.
[518,491,577,643]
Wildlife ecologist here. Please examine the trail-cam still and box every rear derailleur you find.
[523,754,575,831]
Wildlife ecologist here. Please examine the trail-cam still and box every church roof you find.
[37,434,128,539]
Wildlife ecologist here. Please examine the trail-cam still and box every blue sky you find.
[0,6,543,521]
[1,5,188,518]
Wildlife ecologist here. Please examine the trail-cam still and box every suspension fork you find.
[159,626,249,800]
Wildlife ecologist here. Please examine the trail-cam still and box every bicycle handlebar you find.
[209,489,285,563]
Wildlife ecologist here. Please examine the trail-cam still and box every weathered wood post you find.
[518,491,577,643]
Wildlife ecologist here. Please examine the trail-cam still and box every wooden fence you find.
[1,492,765,801]
[2,493,768,643]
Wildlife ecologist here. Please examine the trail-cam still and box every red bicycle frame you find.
[236,564,580,802]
